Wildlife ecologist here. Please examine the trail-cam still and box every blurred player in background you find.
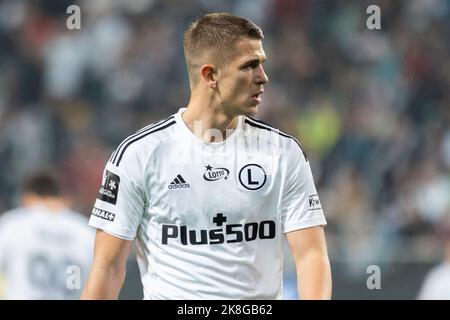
[82,13,331,300]
[0,171,94,299]
[417,225,450,300]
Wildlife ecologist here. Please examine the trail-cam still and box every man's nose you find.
[255,65,269,85]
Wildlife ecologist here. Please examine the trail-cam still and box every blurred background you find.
[0,0,449,299]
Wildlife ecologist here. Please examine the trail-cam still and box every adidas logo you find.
[168,174,191,190]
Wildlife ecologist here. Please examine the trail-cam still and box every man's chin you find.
[242,104,259,116]
[239,110,256,117]
[228,103,259,117]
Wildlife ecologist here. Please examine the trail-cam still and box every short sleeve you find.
[89,158,146,241]
[281,142,326,233]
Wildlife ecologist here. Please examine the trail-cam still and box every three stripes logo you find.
[109,115,176,167]
[168,174,191,190]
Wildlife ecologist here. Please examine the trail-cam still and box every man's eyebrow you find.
[240,58,267,67]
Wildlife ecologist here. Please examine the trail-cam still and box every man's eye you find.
[244,63,258,69]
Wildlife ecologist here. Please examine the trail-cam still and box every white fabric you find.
[0,205,94,299]
[90,108,326,299]
[418,263,450,300]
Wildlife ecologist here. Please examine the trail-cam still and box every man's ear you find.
[200,64,217,89]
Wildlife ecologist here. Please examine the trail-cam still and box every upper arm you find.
[285,226,329,262]
[285,226,332,299]
[82,230,132,299]
[92,229,133,271]
[89,153,146,241]
[281,142,326,233]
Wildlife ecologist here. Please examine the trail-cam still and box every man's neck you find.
[183,100,239,143]
[23,196,67,213]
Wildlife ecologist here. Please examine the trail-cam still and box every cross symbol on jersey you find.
[213,213,227,226]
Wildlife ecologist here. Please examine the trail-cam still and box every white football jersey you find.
[0,205,94,299]
[417,263,450,300]
[89,108,326,299]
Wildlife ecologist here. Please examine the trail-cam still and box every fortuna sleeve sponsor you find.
[97,170,120,205]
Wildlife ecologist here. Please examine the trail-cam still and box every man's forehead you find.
[232,38,266,62]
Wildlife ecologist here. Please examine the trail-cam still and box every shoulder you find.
[0,208,30,225]
[243,116,308,161]
[425,263,450,281]
[0,208,31,236]
[63,209,89,225]
[62,210,94,237]
[108,114,178,169]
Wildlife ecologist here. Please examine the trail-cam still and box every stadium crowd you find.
[0,0,449,276]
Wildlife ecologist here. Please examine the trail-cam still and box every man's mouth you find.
[252,90,264,99]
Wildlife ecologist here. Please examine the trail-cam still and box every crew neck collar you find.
[175,107,244,146]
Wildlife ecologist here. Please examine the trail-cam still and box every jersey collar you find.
[174,107,244,147]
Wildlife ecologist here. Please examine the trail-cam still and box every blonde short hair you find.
[183,13,263,87]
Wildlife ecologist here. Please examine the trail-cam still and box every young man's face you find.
[216,38,268,116]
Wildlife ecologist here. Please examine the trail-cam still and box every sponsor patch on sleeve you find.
[91,207,116,222]
[308,194,322,211]
[97,170,120,205]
